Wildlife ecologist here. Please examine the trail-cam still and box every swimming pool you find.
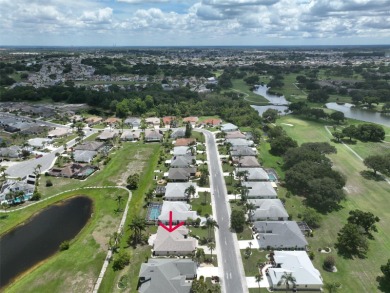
[146,203,162,221]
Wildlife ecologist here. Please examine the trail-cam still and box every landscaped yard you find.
[240,249,268,276]
[272,115,390,292]
[1,141,161,293]
[192,192,212,216]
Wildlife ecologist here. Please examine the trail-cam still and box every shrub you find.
[324,256,336,271]
[59,240,70,251]
[30,192,42,201]
[112,251,130,271]
[46,179,53,187]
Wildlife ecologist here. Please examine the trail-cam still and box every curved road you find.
[5,129,98,178]
[198,129,248,293]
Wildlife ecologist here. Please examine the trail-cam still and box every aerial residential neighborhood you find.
[0,45,389,293]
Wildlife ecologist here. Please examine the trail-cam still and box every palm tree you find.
[195,248,205,264]
[185,185,196,200]
[0,166,7,181]
[36,164,42,174]
[188,145,196,156]
[324,282,340,293]
[240,186,249,204]
[205,218,219,240]
[229,170,234,185]
[128,216,147,244]
[246,203,256,222]
[277,272,296,293]
[255,273,263,292]
[203,191,209,205]
[115,195,123,212]
[207,241,215,260]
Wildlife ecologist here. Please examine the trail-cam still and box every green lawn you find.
[4,188,128,293]
[192,192,212,216]
[1,142,161,292]
[231,79,269,105]
[240,249,268,276]
[274,115,390,292]
[97,143,160,293]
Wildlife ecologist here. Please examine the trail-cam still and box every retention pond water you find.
[0,196,92,289]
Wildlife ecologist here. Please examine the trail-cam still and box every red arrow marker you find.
[159,211,185,233]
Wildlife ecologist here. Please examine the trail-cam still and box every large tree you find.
[363,155,387,175]
[307,89,329,103]
[347,209,380,239]
[336,223,369,258]
[230,209,246,233]
[380,259,390,282]
[270,136,298,156]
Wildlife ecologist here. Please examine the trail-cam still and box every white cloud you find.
[0,0,389,45]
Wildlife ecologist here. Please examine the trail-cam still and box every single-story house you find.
[253,221,308,250]
[144,129,163,142]
[85,116,103,126]
[162,116,176,127]
[226,131,246,139]
[242,181,277,199]
[73,150,97,163]
[236,167,269,181]
[164,182,197,201]
[173,146,193,157]
[145,117,160,128]
[28,138,51,149]
[137,259,197,293]
[248,199,289,221]
[170,128,186,139]
[48,163,84,178]
[226,138,254,148]
[167,168,196,182]
[4,125,20,133]
[158,201,198,224]
[268,251,323,291]
[124,117,141,129]
[47,127,69,139]
[183,116,199,126]
[74,141,104,152]
[170,156,195,168]
[230,146,257,158]
[20,125,49,136]
[200,118,222,126]
[97,130,117,141]
[121,130,141,141]
[153,226,197,256]
[237,156,261,168]
[221,123,238,132]
[0,146,21,158]
[175,138,196,146]
[104,117,120,125]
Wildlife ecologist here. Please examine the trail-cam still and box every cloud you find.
[0,0,389,45]
[117,0,169,3]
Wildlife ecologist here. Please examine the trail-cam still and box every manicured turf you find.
[231,79,269,105]
[1,142,161,292]
[240,249,268,276]
[4,188,128,293]
[274,115,390,292]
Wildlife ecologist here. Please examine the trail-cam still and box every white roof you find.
[153,226,197,253]
[165,182,197,199]
[249,199,289,219]
[221,123,238,132]
[237,167,269,181]
[158,201,198,222]
[242,181,277,198]
[269,251,323,287]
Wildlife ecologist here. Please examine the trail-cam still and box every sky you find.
[0,0,389,46]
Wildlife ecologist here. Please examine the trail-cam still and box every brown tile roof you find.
[175,138,196,146]
[183,116,199,123]
[201,118,222,126]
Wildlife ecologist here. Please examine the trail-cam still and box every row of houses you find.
[221,124,323,291]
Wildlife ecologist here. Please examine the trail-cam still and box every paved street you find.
[199,129,248,293]
[5,129,97,178]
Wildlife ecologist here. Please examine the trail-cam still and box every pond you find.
[251,85,290,116]
[253,84,289,105]
[0,196,92,289]
[326,103,390,127]
[251,104,289,116]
